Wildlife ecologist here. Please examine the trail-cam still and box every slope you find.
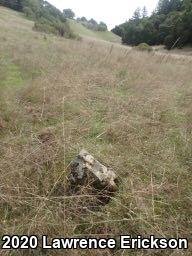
[67,19,121,43]
[0,6,192,256]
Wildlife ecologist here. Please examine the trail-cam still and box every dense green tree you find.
[156,0,182,14]
[132,7,141,21]
[0,0,76,38]
[23,6,34,18]
[98,21,108,31]
[111,25,125,37]
[86,19,98,30]
[0,0,22,11]
[169,0,182,12]
[89,18,97,26]
[157,0,171,14]
[63,8,75,19]
[112,0,191,49]
[80,16,87,22]
[183,0,192,10]
[77,16,108,32]
[142,6,148,18]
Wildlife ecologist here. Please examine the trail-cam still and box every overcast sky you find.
[48,0,159,29]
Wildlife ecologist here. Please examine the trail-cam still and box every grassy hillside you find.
[68,19,121,43]
[0,6,192,256]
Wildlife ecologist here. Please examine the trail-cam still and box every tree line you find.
[76,17,108,31]
[112,0,192,49]
[0,1,108,36]
[0,0,76,38]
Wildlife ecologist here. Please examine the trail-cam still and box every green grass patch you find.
[68,19,121,43]
[0,58,24,88]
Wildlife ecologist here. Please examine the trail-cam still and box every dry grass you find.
[0,6,192,256]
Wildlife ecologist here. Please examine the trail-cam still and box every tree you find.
[98,21,108,31]
[112,0,191,49]
[0,0,76,38]
[87,18,98,30]
[111,25,125,37]
[169,0,182,12]
[63,8,75,19]
[80,16,87,22]
[132,7,141,20]
[156,0,182,15]
[142,6,148,18]
[183,0,192,12]
[23,6,34,18]
[89,18,97,26]
[157,0,171,14]
[0,0,23,11]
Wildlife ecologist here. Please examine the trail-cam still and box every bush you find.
[135,43,153,52]
[63,9,75,19]
[23,6,34,19]
[77,17,108,32]
[98,22,108,31]
[33,19,56,35]
[34,19,78,39]
[1,0,76,40]
[55,22,78,39]
[164,35,175,50]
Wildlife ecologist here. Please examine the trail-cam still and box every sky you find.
[48,0,159,30]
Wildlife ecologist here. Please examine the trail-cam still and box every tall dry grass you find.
[0,6,192,256]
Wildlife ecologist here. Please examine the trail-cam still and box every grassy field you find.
[67,19,121,43]
[0,6,192,256]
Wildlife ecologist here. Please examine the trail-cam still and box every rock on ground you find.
[69,149,118,192]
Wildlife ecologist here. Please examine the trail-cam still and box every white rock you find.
[69,149,118,192]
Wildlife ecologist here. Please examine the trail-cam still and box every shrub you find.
[98,22,108,31]
[34,19,56,35]
[34,19,78,39]
[23,6,34,19]
[1,0,76,40]
[77,17,108,32]
[135,43,153,52]
[164,35,175,50]
[63,9,75,19]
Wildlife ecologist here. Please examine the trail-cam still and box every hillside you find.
[67,19,121,43]
[0,6,192,256]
